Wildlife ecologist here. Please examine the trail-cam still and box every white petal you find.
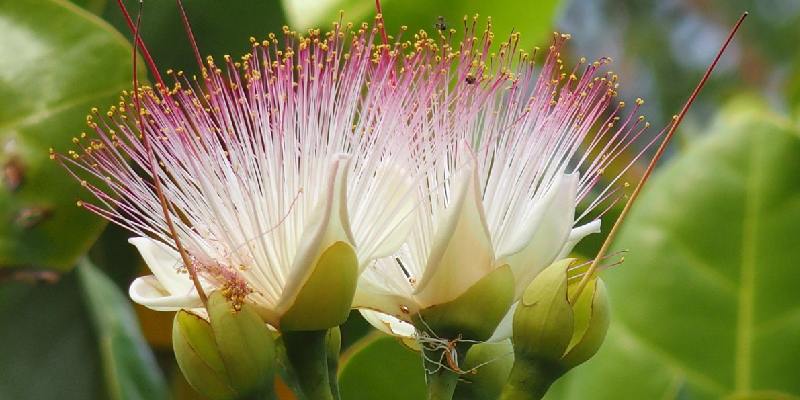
[497,173,579,297]
[353,258,419,316]
[128,275,204,312]
[413,165,495,307]
[359,309,417,338]
[128,236,193,295]
[487,302,518,342]
[277,155,356,312]
[556,220,601,259]
[354,163,416,267]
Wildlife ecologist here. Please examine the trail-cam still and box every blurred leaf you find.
[78,258,168,400]
[283,0,561,50]
[0,0,133,270]
[103,0,287,75]
[0,274,104,399]
[338,333,426,400]
[340,310,372,351]
[70,0,107,14]
[88,223,142,288]
[547,99,800,399]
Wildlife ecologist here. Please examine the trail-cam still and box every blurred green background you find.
[1,0,798,399]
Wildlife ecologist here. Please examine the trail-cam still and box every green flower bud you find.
[501,258,610,400]
[173,292,276,400]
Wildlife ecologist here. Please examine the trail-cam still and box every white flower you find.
[63,23,421,329]
[355,29,649,341]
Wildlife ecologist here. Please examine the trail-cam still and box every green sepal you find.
[513,258,574,361]
[561,278,609,368]
[280,241,358,331]
[414,265,514,341]
[412,266,514,400]
[172,311,237,400]
[207,291,276,396]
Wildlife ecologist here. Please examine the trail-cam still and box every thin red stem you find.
[570,12,748,302]
[115,0,167,91]
[175,0,206,73]
[374,0,390,47]
[130,1,207,305]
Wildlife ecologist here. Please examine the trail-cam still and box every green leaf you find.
[338,333,426,400]
[282,0,561,50]
[0,271,104,399]
[78,259,168,400]
[70,0,107,14]
[547,99,800,399]
[0,0,133,270]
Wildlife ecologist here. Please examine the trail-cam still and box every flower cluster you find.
[60,11,649,374]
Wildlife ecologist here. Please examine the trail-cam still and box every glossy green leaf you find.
[547,100,800,399]
[0,271,103,399]
[282,0,561,50]
[338,333,426,400]
[0,0,133,270]
[77,259,168,400]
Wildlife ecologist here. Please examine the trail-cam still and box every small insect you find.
[434,16,448,32]
[465,74,477,84]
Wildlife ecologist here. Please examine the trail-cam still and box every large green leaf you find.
[547,99,800,399]
[78,259,168,400]
[338,333,426,400]
[0,0,132,270]
[0,273,104,399]
[70,0,106,14]
[282,0,561,51]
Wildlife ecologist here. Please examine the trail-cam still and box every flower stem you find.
[326,327,342,400]
[499,360,563,400]
[282,329,335,400]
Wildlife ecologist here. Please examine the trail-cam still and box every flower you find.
[59,20,421,330]
[355,21,652,342]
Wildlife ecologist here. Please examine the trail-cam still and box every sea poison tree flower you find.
[57,20,420,331]
[355,19,654,344]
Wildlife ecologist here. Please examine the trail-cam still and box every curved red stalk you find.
[570,12,749,303]
[128,0,208,305]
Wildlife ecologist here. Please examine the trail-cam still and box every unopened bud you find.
[173,292,276,400]
[502,259,610,399]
